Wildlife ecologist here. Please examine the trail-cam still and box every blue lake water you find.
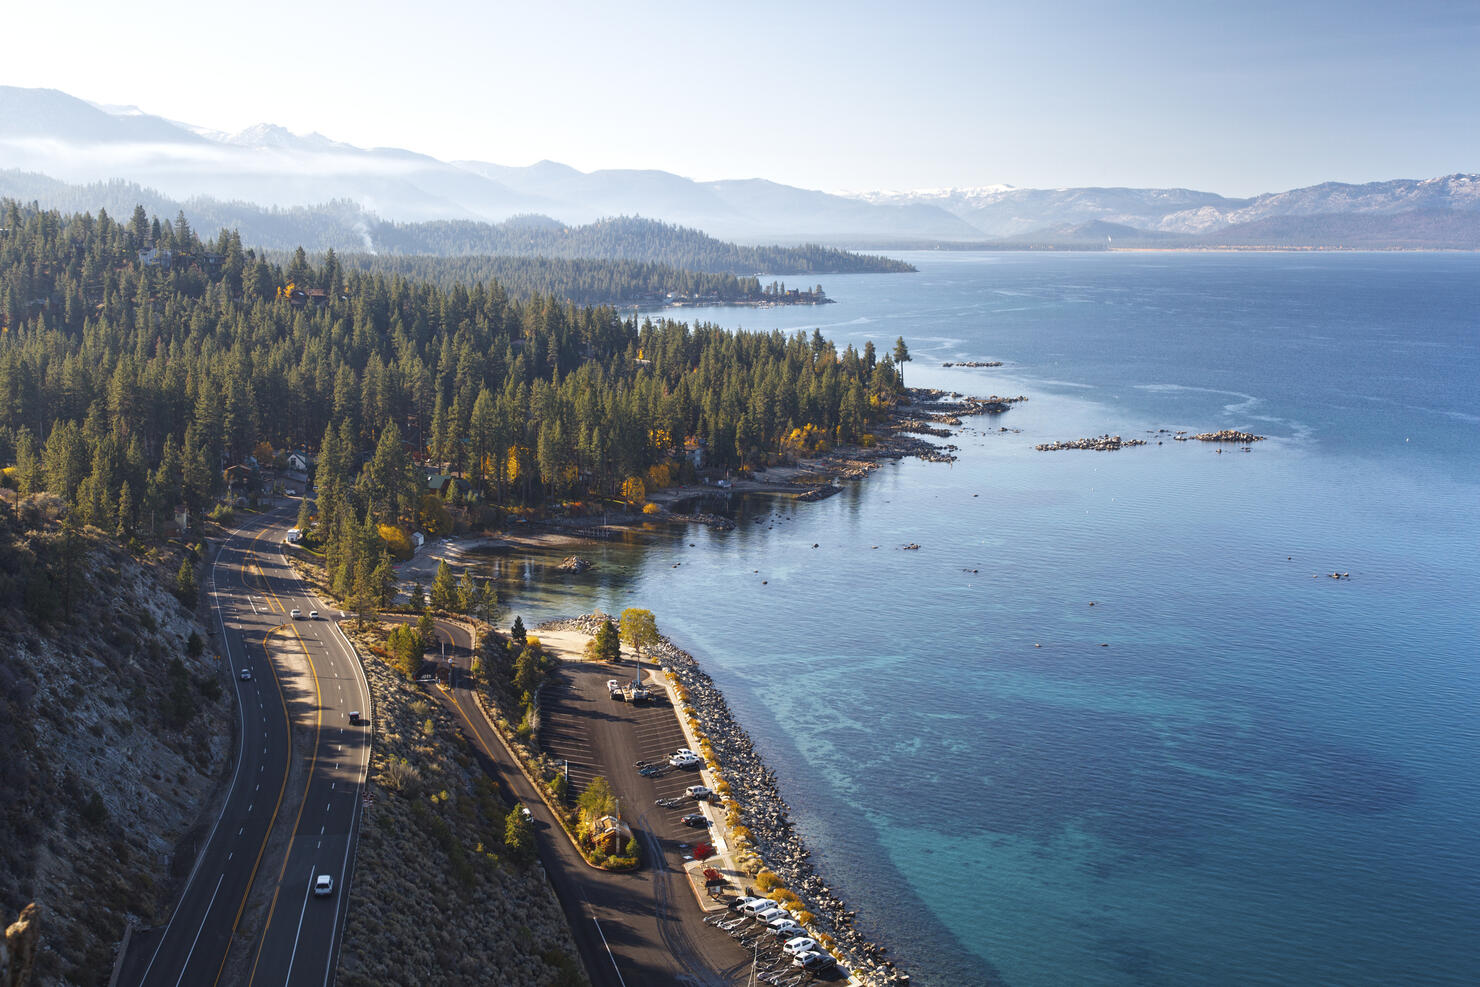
[484,252,1480,986]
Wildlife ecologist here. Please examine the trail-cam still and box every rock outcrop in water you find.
[1036,434,1149,451]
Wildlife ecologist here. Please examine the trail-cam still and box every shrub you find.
[377,524,413,561]
[641,502,661,515]
[380,758,423,798]
[754,869,782,892]
[80,791,107,825]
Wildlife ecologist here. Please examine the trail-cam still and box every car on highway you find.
[239,668,252,680]
[680,812,709,827]
[669,752,701,768]
[314,874,334,896]
[348,710,361,725]
[784,936,819,957]
[309,610,319,619]
[291,608,302,619]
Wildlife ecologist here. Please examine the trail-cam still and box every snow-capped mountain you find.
[0,86,1476,248]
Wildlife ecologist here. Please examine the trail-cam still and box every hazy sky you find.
[7,0,1477,195]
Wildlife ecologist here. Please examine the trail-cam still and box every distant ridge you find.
[0,171,913,274]
[0,86,1476,249]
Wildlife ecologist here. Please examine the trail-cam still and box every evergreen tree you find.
[431,560,457,610]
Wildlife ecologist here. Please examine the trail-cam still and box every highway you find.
[118,503,371,987]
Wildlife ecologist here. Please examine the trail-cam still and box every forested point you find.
[0,201,907,600]
[287,251,830,308]
[370,215,916,275]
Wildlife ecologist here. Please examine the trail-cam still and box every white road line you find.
[284,866,316,983]
[170,873,225,987]
[591,915,628,987]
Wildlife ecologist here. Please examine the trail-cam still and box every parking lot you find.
[537,660,720,853]
[536,657,842,984]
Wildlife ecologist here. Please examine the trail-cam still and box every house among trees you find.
[592,815,632,854]
[287,450,314,473]
[165,504,190,535]
[223,464,257,494]
[137,247,172,269]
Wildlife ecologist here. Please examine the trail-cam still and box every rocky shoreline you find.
[541,615,911,986]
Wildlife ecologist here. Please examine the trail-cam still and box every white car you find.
[239,668,252,680]
[309,610,319,619]
[673,747,697,759]
[767,916,803,935]
[290,608,302,620]
[793,950,836,971]
[685,784,713,800]
[669,753,701,768]
[313,874,334,896]
[784,936,819,956]
[741,898,778,916]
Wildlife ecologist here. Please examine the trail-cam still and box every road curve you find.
[116,504,371,987]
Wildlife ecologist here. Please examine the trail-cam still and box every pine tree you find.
[431,560,457,610]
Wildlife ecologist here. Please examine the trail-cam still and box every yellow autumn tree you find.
[621,476,646,504]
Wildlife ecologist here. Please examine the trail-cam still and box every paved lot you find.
[425,621,751,987]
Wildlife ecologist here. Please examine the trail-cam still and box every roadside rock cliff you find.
[0,498,229,985]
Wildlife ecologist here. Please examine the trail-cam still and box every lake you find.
[477,252,1480,986]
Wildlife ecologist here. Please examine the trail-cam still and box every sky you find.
[5,0,1477,196]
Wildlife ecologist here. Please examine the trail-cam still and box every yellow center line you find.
[243,528,324,987]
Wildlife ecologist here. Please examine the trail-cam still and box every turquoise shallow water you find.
[482,253,1480,986]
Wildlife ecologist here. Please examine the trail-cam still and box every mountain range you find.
[1,86,1477,249]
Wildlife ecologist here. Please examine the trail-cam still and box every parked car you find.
[607,679,622,699]
[784,936,819,957]
[685,784,713,800]
[309,610,319,619]
[673,747,697,758]
[290,608,302,619]
[313,874,334,896]
[752,906,787,924]
[731,896,769,913]
[669,753,701,768]
[239,668,252,680]
[793,950,836,971]
[680,812,709,827]
[741,898,778,916]
[767,914,803,933]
